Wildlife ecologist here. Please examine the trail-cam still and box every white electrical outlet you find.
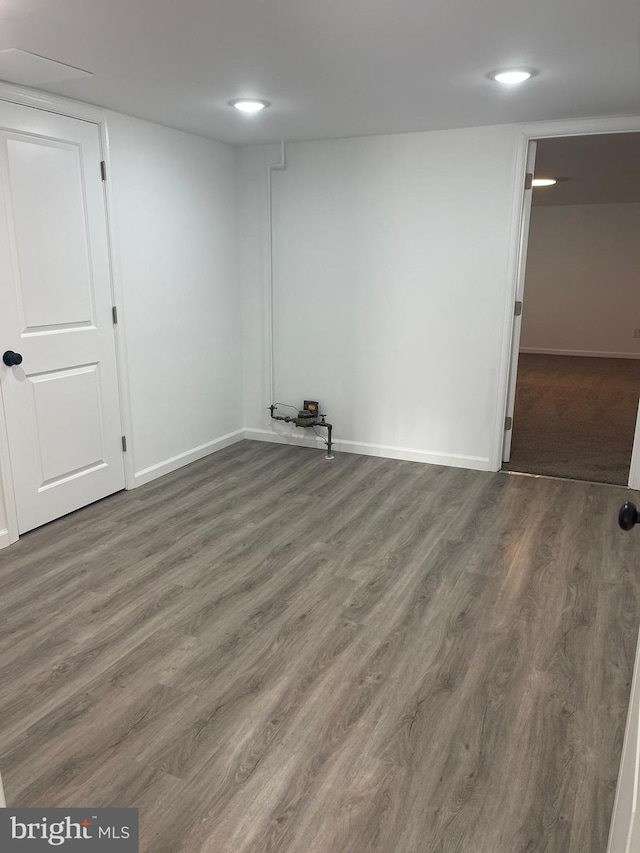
[634,329,640,338]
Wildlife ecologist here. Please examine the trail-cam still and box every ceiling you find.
[0,0,639,146]
[533,133,640,205]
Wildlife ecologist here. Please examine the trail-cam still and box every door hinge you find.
[121,435,127,452]
[524,172,533,190]
[505,416,513,431]
[112,305,118,325]
[100,160,107,182]
[514,300,523,316]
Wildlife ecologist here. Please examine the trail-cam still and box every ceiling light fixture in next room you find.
[229,98,270,113]
[488,68,538,84]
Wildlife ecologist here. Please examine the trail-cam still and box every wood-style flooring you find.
[0,440,639,852]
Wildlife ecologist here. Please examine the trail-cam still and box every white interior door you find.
[607,623,640,853]
[502,140,537,463]
[0,101,124,534]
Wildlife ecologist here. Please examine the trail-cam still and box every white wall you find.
[521,203,640,358]
[107,113,243,484]
[239,126,521,470]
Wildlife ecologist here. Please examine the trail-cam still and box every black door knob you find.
[619,501,640,531]
[2,350,22,367]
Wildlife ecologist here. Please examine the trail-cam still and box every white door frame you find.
[629,401,640,491]
[502,139,537,464]
[493,114,640,486]
[0,81,136,546]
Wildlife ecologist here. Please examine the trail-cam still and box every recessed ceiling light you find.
[532,178,557,187]
[229,98,270,113]
[489,68,537,85]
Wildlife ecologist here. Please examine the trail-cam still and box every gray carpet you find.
[504,354,640,485]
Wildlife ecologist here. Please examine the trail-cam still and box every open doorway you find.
[504,132,640,486]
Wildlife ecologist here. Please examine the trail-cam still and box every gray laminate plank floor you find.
[0,441,639,853]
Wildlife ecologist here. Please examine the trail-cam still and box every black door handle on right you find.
[619,502,640,531]
[2,351,23,367]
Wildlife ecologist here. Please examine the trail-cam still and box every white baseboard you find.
[244,428,492,472]
[134,429,245,487]
[520,347,640,360]
[0,528,10,551]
